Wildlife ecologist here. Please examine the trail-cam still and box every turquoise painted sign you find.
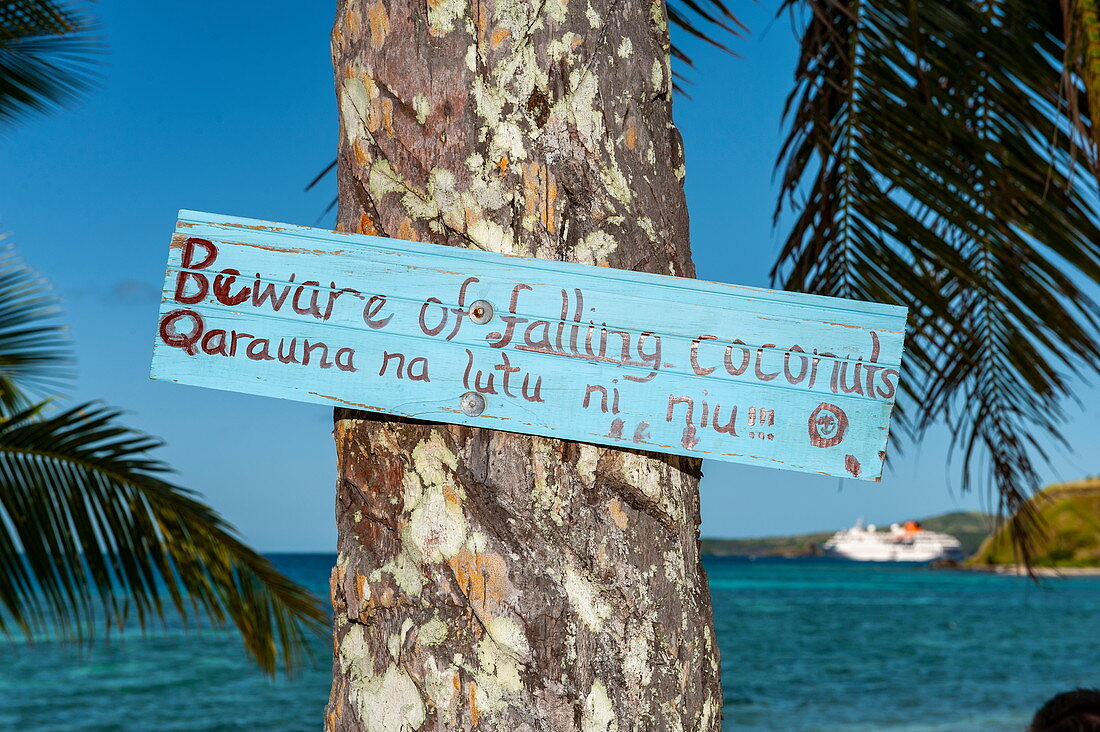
[151,211,907,480]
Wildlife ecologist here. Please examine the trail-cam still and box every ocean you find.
[2,555,1097,731]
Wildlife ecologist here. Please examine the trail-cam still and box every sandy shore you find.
[949,564,1100,577]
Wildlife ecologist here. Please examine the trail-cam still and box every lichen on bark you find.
[327,0,722,729]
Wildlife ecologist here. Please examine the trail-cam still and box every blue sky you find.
[1,1,1096,551]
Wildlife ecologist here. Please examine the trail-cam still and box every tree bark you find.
[326,0,722,729]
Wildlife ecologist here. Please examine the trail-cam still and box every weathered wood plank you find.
[150,210,907,480]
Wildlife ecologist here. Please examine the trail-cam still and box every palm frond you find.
[0,402,328,674]
[668,0,743,56]
[0,0,101,125]
[774,0,1100,565]
[1063,0,1100,177]
[667,0,746,93]
[0,246,70,412]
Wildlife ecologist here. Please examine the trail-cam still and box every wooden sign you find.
[151,211,907,480]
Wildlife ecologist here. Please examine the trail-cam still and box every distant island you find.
[700,511,995,558]
[969,477,1100,569]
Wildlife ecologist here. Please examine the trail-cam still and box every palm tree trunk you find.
[326,0,722,728]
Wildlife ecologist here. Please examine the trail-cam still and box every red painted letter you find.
[174,238,218,305]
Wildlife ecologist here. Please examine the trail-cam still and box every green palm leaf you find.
[773,0,1100,563]
[0,401,328,674]
[0,0,101,125]
[0,246,70,412]
[0,251,326,673]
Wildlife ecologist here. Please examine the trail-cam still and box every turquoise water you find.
[2,555,1097,731]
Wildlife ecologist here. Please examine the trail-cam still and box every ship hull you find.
[822,543,961,562]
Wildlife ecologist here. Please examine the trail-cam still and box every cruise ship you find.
[822,520,963,562]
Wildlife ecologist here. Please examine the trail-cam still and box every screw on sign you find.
[467,300,493,325]
[151,211,908,481]
[460,391,486,417]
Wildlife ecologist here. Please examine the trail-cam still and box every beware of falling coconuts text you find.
[152,211,907,481]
